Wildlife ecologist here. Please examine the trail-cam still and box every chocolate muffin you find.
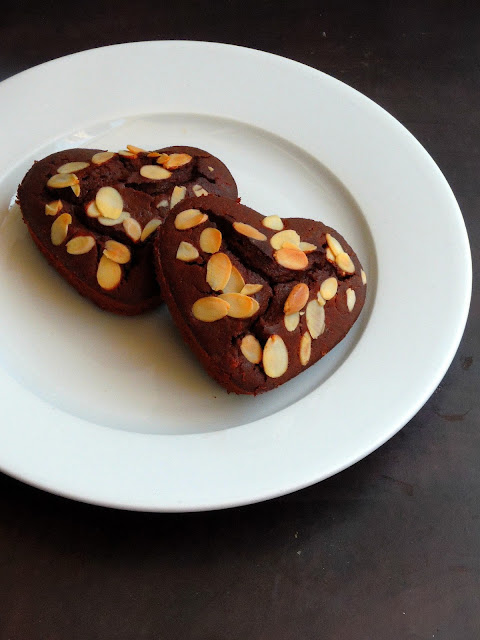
[154,195,367,394]
[17,145,238,315]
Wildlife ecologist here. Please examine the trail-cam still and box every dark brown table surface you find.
[1,1,478,638]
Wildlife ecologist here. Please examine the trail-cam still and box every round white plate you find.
[0,41,471,511]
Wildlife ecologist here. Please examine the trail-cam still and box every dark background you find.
[1,1,478,638]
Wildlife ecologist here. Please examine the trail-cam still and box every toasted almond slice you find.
[326,233,343,257]
[206,253,232,291]
[98,211,130,227]
[157,199,169,208]
[97,255,121,290]
[47,173,78,189]
[284,312,300,332]
[284,283,309,315]
[274,247,308,270]
[162,153,192,170]
[192,296,230,322]
[282,241,301,250]
[319,277,338,301]
[219,293,259,318]
[222,265,245,294]
[50,213,72,246]
[200,227,222,253]
[240,284,263,295]
[66,235,95,255]
[317,292,326,306]
[192,184,209,197]
[103,240,131,264]
[123,217,142,242]
[326,247,335,263]
[270,229,300,250]
[71,183,81,197]
[118,149,136,158]
[233,221,267,241]
[299,242,317,253]
[263,335,288,378]
[346,288,356,312]
[140,165,172,180]
[86,201,101,218]
[147,152,161,158]
[45,200,63,216]
[299,332,312,366]
[262,215,284,231]
[155,153,170,165]
[91,151,116,165]
[336,252,355,274]
[208,166,214,172]
[240,335,263,364]
[361,269,367,285]
[306,300,325,339]
[57,161,89,174]
[176,241,199,262]
[141,219,162,241]
[95,186,123,220]
[127,144,146,154]
[175,208,208,230]
[170,185,187,209]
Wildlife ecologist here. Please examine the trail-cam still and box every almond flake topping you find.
[274,247,308,270]
[192,296,230,322]
[123,217,142,242]
[57,161,89,174]
[199,227,222,254]
[270,230,300,250]
[140,165,172,180]
[95,186,123,220]
[219,293,260,318]
[103,240,131,264]
[170,185,187,209]
[45,200,63,216]
[91,151,116,165]
[284,283,309,315]
[299,332,312,366]
[240,335,263,364]
[66,236,95,255]
[50,213,72,246]
[141,219,162,242]
[206,253,232,291]
[262,215,284,231]
[97,255,122,290]
[346,288,356,312]
[47,173,79,189]
[306,300,325,339]
[175,209,208,230]
[263,335,288,379]
[176,241,200,262]
[336,252,355,274]
[233,221,267,241]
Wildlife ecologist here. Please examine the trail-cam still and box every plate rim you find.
[0,40,472,511]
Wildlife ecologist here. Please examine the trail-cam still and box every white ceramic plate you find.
[0,41,471,511]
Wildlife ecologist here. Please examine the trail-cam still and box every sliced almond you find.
[240,284,263,295]
[240,335,263,364]
[233,221,267,241]
[155,153,170,165]
[176,241,199,262]
[147,152,161,158]
[262,215,284,231]
[206,253,232,291]
[170,185,187,209]
[326,233,343,257]
[306,300,325,339]
[50,213,72,246]
[282,241,301,250]
[123,217,142,242]
[199,227,222,253]
[95,186,123,220]
[262,335,288,378]
[346,288,356,312]
[208,166,214,172]
[284,282,309,315]
[118,149,136,158]
[299,242,317,253]
[71,183,81,197]
[45,200,62,216]
[284,312,300,332]
[317,292,326,306]
[192,296,230,322]
[270,229,300,250]
[174,208,208,230]
[103,240,131,264]
[141,219,162,241]
[57,161,89,174]
[274,247,308,270]
[162,153,192,170]
[157,199,169,208]
[219,293,259,318]
[86,201,101,218]
[361,269,367,285]
[299,332,312,366]
[127,144,146,154]
[326,247,335,263]
[336,252,355,274]
[91,151,116,165]
[222,265,245,294]
[98,211,130,227]
[319,277,338,301]
[97,255,121,290]
[140,165,172,180]
[66,235,95,255]
[47,173,78,189]
[192,184,209,197]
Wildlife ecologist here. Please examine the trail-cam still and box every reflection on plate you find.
[0,41,471,511]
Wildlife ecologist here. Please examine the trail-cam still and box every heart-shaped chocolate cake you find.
[17,145,238,315]
[154,195,367,394]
